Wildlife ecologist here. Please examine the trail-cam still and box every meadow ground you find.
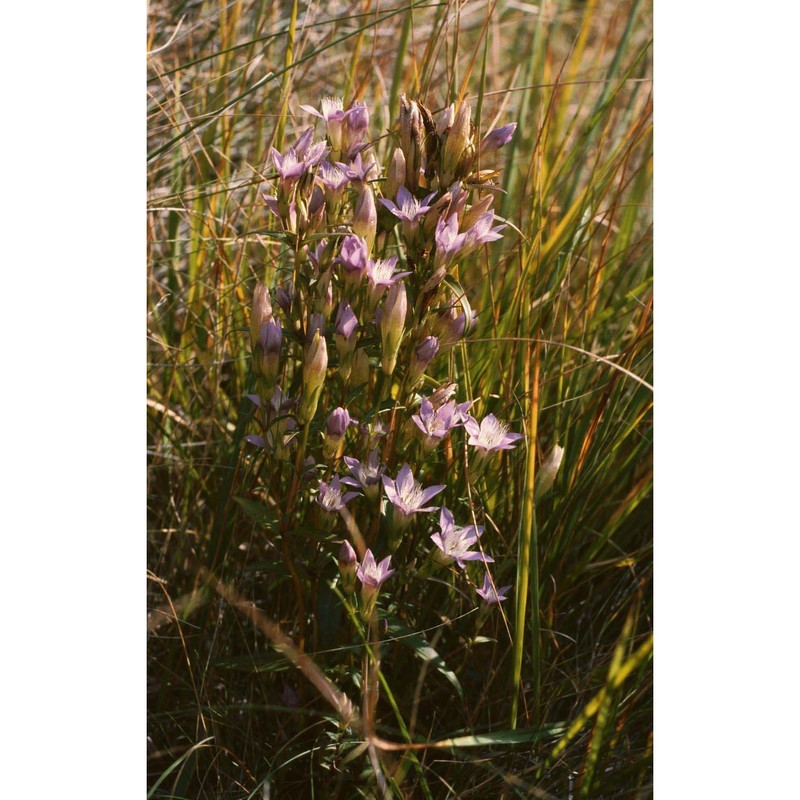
[147,1,652,796]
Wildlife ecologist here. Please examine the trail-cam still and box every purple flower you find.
[480,123,517,155]
[334,301,358,378]
[326,406,357,438]
[263,193,280,219]
[317,161,350,194]
[308,238,329,272]
[255,318,282,383]
[411,397,460,450]
[431,507,493,569]
[452,400,475,425]
[347,101,369,131]
[356,548,395,619]
[243,433,266,449]
[316,475,359,513]
[300,97,347,125]
[382,464,445,523]
[341,450,385,501]
[460,211,506,255]
[434,213,465,267]
[300,97,348,153]
[356,548,395,590]
[338,540,358,593]
[306,312,326,344]
[337,234,369,283]
[275,282,294,316]
[464,413,524,453]
[293,127,315,158]
[270,147,306,183]
[335,152,376,184]
[343,101,370,156]
[270,138,328,184]
[380,186,437,224]
[365,256,412,308]
[365,255,406,285]
[476,572,511,605]
[339,539,357,567]
[334,300,358,341]
[407,336,439,384]
[324,407,357,458]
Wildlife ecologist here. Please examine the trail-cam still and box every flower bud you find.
[440,98,474,185]
[436,104,455,135]
[334,301,359,380]
[323,406,356,458]
[352,184,377,254]
[314,268,335,319]
[407,335,439,385]
[337,234,369,290]
[306,185,326,233]
[534,444,565,502]
[306,312,326,345]
[399,95,423,191]
[350,347,370,388]
[338,540,358,594]
[435,300,476,348]
[299,331,328,423]
[384,147,406,200]
[420,265,446,296]
[430,381,457,407]
[250,282,273,350]
[421,191,453,240]
[255,318,282,385]
[272,415,298,460]
[378,281,407,376]
[480,123,517,156]
[343,101,369,156]
[461,194,495,231]
[275,282,294,317]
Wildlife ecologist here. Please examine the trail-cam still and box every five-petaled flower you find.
[316,475,359,513]
[357,549,395,620]
[365,256,412,308]
[342,450,385,501]
[431,507,493,569]
[380,186,437,224]
[411,397,462,451]
[336,152,377,185]
[382,464,445,526]
[356,548,396,590]
[464,413,524,453]
[337,234,369,284]
[476,572,511,605]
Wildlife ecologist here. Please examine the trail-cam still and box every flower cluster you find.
[246,94,527,616]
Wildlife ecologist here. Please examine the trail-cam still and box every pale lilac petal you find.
[381,476,399,504]
[395,464,414,494]
[419,484,446,504]
[464,417,481,436]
